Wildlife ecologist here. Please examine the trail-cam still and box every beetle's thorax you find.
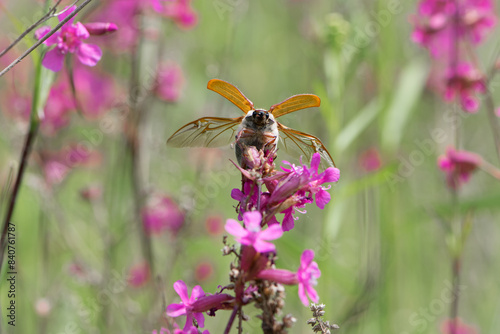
[235,109,279,165]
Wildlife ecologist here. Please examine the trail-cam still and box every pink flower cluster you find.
[411,0,496,112]
[232,151,340,231]
[142,193,185,235]
[438,146,482,189]
[164,152,340,331]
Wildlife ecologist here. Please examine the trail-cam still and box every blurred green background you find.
[1,0,500,333]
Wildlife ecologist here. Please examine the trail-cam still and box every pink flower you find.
[151,0,198,29]
[39,145,101,186]
[166,280,206,330]
[444,62,486,112]
[297,249,321,306]
[154,62,184,102]
[225,211,283,253]
[204,214,224,236]
[359,147,382,172]
[36,6,106,71]
[256,249,321,306]
[41,80,75,135]
[411,0,496,56]
[195,261,214,282]
[72,65,116,118]
[438,146,482,189]
[440,318,478,334]
[461,0,497,44]
[127,262,150,287]
[142,194,185,235]
[83,22,118,35]
[271,153,340,231]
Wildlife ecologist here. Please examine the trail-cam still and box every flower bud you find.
[84,22,118,35]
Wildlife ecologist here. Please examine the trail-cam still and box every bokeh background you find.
[1,0,500,333]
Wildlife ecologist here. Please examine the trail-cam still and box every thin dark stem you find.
[0,123,39,270]
[0,0,93,78]
[224,306,239,334]
[0,0,63,59]
[238,307,243,334]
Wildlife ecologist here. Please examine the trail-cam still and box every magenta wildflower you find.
[438,146,482,189]
[195,261,214,282]
[204,214,224,236]
[83,22,118,35]
[359,147,382,172]
[41,80,75,135]
[411,0,497,56]
[297,249,321,306]
[142,194,185,235]
[36,6,110,71]
[72,65,116,118]
[151,0,198,29]
[256,249,321,307]
[440,318,478,334]
[444,62,486,112]
[272,153,340,231]
[127,262,150,287]
[225,211,283,253]
[39,145,101,186]
[166,280,206,330]
[154,62,185,102]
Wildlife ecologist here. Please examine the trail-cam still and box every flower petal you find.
[253,239,276,253]
[298,283,309,306]
[259,224,283,241]
[35,26,52,40]
[42,48,65,72]
[193,312,205,328]
[166,303,187,317]
[225,219,247,238]
[306,284,319,303]
[77,43,102,67]
[310,153,321,173]
[300,249,315,267]
[173,280,190,304]
[243,211,262,230]
[315,189,331,210]
[58,5,77,24]
[190,285,205,301]
[74,22,90,39]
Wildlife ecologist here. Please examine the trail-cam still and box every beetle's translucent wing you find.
[167,117,243,148]
[277,123,335,169]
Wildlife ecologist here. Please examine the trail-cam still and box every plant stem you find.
[224,306,239,334]
[0,123,39,270]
